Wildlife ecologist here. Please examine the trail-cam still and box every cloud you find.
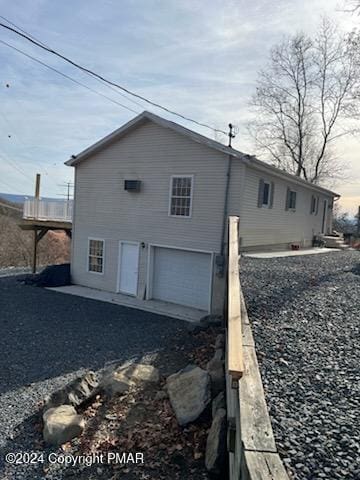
[0,0,358,208]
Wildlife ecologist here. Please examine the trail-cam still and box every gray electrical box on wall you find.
[124,180,141,191]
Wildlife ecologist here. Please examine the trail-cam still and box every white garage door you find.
[151,247,212,310]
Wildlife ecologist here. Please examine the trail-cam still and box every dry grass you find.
[0,211,70,268]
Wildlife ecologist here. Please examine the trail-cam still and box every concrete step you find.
[322,236,349,249]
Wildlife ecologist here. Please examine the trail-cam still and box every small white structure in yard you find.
[65,111,339,316]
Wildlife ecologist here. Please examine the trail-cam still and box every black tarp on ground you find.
[23,263,71,287]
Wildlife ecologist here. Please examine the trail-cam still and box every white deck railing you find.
[23,199,73,222]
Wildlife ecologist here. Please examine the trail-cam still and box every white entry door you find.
[118,242,139,295]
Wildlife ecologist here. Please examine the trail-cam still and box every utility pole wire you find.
[0,15,146,111]
[0,39,140,115]
[0,176,19,192]
[0,21,227,135]
[58,182,74,201]
[0,149,34,184]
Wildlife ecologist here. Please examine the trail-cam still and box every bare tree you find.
[343,1,360,13]
[249,18,359,184]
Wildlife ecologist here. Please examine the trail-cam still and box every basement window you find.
[169,176,193,217]
[88,238,104,274]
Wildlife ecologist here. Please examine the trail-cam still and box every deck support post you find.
[31,227,49,273]
[32,228,38,274]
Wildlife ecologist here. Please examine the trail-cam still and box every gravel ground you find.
[241,251,360,480]
[0,276,200,479]
[0,266,34,278]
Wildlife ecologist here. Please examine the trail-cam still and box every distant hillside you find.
[0,193,28,204]
[0,197,23,220]
[0,193,66,204]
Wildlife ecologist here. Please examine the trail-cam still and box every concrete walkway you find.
[49,284,205,322]
[243,247,341,259]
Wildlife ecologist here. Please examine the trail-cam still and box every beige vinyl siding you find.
[71,120,243,291]
[239,167,333,248]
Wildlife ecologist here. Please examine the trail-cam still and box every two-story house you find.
[65,111,338,317]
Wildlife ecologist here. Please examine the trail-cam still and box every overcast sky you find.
[0,0,359,214]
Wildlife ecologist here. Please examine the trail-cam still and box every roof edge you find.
[243,155,340,198]
[65,110,340,198]
[65,112,149,166]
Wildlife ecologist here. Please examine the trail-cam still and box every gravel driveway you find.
[241,251,360,480]
[0,276,196,479]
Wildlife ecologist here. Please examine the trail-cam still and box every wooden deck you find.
[19,218,72,274]
[19,218,72,231]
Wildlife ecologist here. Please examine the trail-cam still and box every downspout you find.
[217,143,234,277]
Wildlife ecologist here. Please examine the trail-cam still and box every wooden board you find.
[240,345,276,453]
[240,289,250,325]
[242,323,255,348]
[244,451,290,480]
[227,216,244,380]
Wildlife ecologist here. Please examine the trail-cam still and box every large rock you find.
[199,314,223,328]
[43,405,85,446]
[100,363,159,396]
[44,371,98,411]
[100,371,134,396]
[120,363,160,383]
[205,408,227,476]
[166,365,211,426]
[215,334,225,350]
[212,391,226,418]
[207,356,225,397]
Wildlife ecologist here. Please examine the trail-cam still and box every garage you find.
[150,247,212,311]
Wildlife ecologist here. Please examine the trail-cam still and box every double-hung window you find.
[88,238,104,273]
[169,176,193,217]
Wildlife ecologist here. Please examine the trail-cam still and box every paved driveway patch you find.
[0,276,200,479]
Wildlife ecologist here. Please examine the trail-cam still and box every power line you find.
[0,21,227,135]
[0,176,19,192]
[0,149,34,183]
[0,39,140,115]
[0,15,145,111]
[57,181,74,201]
[0,110,36,183]
[1,76,73,186]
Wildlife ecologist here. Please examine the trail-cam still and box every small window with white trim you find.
[169,176,193,217]
[88,239,104,273]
